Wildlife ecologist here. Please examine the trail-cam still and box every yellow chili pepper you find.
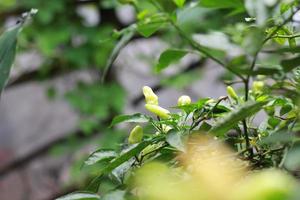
[128,125,143,144]
[227,86,239,101]
[145,104,170,119]
[143,86,158,105]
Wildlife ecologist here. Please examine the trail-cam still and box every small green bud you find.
[128,125,143,144]
[227,86,238,101]
[145,104,170,119]
[143,86,158,105]
[177,95,191,106]
[252,81,265,93]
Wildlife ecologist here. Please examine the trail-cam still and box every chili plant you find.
[58,0,300,199]
[2,0,300,200]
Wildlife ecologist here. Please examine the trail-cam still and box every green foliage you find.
[0,26,19,93]
[66,82,125,133]
[210,100,267,136]
[56,192,100,200]
[155,49,188,72]
[200,0,244,9]
[110,113,150,127]
[55,0,300,198]
[2,0,300,199]
[0,9,37,94]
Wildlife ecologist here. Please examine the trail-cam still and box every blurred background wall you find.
[0,1,229,199]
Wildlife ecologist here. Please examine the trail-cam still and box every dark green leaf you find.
[173,0,185,8]
[210,101,266,136]
[110,113,150,127]
[0,10,36,94]
[110,159,134,184]
[200,0,244,9]
[252,64,282,75]
[155,49,188,72]
[137,14,168,37]
[0,25,20,93]
[166,130,185,152]
[86,138,163,192]
[56,192,100,200]
[102,140,155,174]
[281,56,300,72]
[198,121,212,132]
[268,117,281,128]
[288,38,297,48]
[101,26,135,82]
[227,58,282,76]
[271,46,300,54]
[83,150,117,167]
[280,104,293,116]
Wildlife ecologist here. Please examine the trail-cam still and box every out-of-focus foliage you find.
[0,0,128,188]
[0,9,37,94]
[0,0,127,138]
[2,0,300,199]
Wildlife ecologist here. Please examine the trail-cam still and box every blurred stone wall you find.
[0,6,227,200]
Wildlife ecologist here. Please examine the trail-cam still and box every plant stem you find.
[170,21,246,81]
[242,119,253,158]
[272,33,300,39]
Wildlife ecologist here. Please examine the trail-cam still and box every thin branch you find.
[271,33,300,39]
[170,21,246,82]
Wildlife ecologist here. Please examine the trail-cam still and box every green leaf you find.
[137,14,168,37]
[228,62,282,76]
[0,10,36,93]
[271,46,300,54]
[86,137,163,192]
[56,192,100,200]
[288,37,297,48]
[83,149,117,167]
[281,56,300,72]
[280,2,294,14]
[284,144,300,171]
[242,26,264,55]
[101,26,135,82]
[111,159,134,184]
[200,0,244,9]
[0,25,20,93]
[259,132,295,145]
[251,64,282,75]
[280,104,293,116]
[155,49,188,72]
[166,130,186,152]
[173,0,185,8]
[210,101,266,136]
[110,113,150,127]
[102,190,126,200]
